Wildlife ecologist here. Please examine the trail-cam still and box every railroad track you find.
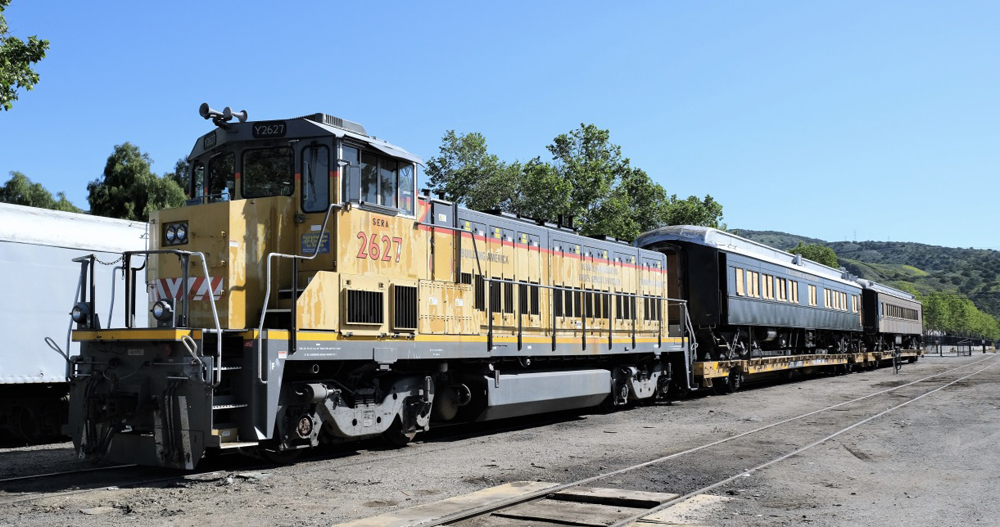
[0,464,136,486]
[0,456,269,507]
[0,464,175,507]
[2,357,991,518]
[338,355,998,526]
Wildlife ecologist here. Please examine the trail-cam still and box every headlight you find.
[71,302,90,324]
[151,300,174,321]
[163,222,189,245]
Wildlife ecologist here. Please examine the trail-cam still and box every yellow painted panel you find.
[296,271,340,330]
[73,329,202,341]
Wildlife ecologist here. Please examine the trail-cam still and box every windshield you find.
[243,147,294,198]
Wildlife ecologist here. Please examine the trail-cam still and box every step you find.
[212,403,249,410]
[217,441,260,450]
[211,395,248,411]
[278,288,305,300]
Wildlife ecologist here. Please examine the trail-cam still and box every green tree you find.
[513,157,572,223]
[546,124,623,230]
[88,142,186,221]
[788,242,838,268]
[0,0,48,111]
[662,194,725,229]
[424,130,522,212]
[922,291,1000,340]
[922,292,946,332]
[0,171,80,212]
[164,158,191,195]
[426,125,726,242]
[591,167,665,241]
[539,124,724,239]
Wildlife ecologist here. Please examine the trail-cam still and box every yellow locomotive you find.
[66,105,693,469]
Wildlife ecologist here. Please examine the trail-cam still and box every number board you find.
[252,121,287,139]
[202,131,217,149]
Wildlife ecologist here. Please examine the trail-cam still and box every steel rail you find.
[0,463,269,508]
[610,356,1000,526]
[0,464,136,486]
[414,355,996,526]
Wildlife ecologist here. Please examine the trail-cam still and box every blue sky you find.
[2,1,998,249]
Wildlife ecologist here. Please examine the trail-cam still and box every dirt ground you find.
[0,354,996,526]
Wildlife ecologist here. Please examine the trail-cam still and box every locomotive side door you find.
[296,140,337,277]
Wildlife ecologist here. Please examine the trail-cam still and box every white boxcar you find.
[0,203,148,441]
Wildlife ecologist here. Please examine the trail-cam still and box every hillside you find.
[735,229,1000,321]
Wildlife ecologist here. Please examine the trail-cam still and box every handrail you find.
[256,203,341,384]
[417,220,488,348]
[480,276,677,345]
[123,249,223,386]
[180,334,207,382]
[679,300,698,390]
[74,249,223,385]
[416,220,485,277]
[107,265,122,326]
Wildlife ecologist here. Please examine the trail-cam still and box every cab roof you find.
[188,112,423,166]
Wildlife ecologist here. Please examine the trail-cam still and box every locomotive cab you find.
[149,110,421,331]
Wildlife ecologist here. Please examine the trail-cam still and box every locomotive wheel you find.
[381,417,416,448]
[712,371,742,395]
[725,370,743,393]
[615,382,630,406]
[711,377,729,396]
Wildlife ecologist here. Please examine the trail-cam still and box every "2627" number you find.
[356,232,403,262]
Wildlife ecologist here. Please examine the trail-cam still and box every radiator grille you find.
[346,289,384,325]
[393,285,418,331]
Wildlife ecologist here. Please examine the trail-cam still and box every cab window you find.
[302,144,330,213]
[341,145,360,202]
[342,145,417,215]
[208,152,235,202]
[398,164,414,215]
[191,161,205,199]
[361,152,379,203]
[243,147,294,198]
[379,158,397,207]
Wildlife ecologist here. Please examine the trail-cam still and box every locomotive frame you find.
[66,107,693,469]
